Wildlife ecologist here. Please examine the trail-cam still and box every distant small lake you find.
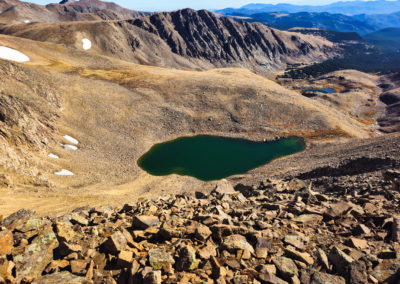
[303,88,336,94]
[138,135,305,181]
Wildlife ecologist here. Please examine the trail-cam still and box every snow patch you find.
[82,38,92,50]
[48,153,60,159]
[63,135,79,145]
[62,144,78,151]
[23,20,31,24]
[0,46,30,63]
[54,169,74,176]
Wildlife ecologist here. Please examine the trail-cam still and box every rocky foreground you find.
[1,172,400,284]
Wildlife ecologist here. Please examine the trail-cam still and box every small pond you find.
[303,88,336,94]
[138,135,305,181]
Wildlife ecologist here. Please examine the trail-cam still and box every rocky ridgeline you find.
[1,172,400,284]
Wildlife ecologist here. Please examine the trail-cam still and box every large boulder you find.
[2,209,37,231]
[0,230,13,255]
[222,234,254,254]
[14,226,59,282]
[132,215,159,230]
[175,245,198,271]
[273,256,299,280]
[371,259,400,283]
[103,230,127,255]
[148,248,175,270]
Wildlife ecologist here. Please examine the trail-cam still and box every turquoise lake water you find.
[138,135,305,181]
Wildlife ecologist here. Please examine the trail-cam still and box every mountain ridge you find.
[0,0,151,24]
[0,8,337,73]
[218,0,400,16]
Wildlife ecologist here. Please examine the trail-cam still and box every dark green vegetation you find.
[222,2,400,79]
[279,27,400,78]
[288,29,363,43]
[236,12,376,35]
[138,136,305,181]
[279,43,400,79]
[364,28,400,51]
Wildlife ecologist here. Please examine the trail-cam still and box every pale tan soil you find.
[277,69,383,131]
[0,34,383,217]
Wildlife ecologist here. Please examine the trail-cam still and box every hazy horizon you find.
[23,0,397,12]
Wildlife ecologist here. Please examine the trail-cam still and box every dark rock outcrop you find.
[128,9,335,71]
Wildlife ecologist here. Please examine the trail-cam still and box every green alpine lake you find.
[138,135,305,181]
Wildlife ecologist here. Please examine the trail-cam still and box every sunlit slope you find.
[0,34,370,214]
[0,9,336,73]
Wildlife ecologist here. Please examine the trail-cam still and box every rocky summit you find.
[1,170,400,283]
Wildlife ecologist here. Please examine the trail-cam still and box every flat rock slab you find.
[223,234,254,254]
[294,214,323,224]
[132,215,159,230]
[32,271,86,283]
[14,227,59,282]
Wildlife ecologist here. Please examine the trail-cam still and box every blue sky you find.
[25,0,366,11]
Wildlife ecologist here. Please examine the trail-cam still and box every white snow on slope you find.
[82,38,92,50]
[23,20,31,24]
[0,46,30,62]
[54,169,74,176]
[48,153,60,159]
[62,144,78,150]
[63,135,79,145]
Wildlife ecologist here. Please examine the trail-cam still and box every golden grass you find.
[356,110,378,125]
[285,126,353,140]
[80,69,134,82]
[48,60,79,71]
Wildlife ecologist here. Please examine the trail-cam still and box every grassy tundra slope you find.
[0,32,371,215]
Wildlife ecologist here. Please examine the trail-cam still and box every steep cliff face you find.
[0,9,336,72]
[130,9,335,67]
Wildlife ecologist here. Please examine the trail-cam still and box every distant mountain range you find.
[223,10,400,35]
[217,0,400,16]
[235,12,377,35]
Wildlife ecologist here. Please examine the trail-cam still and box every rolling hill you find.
[354,11,400,30]
[235,12,377,35]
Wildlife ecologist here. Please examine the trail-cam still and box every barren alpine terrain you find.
[0,0,400,283]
